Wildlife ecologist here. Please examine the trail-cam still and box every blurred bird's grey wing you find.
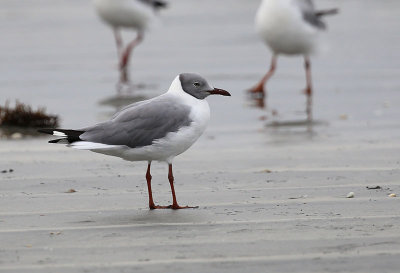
[296,0,326,29]
[137,0,167,10]
[80,98,192,149]
[315,9,338,17]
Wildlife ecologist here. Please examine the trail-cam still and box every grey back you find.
[80,96,192,148]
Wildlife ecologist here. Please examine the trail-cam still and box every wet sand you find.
[1,0,400,272]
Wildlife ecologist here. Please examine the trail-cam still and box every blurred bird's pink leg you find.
[119,31,144,83]
[167,164,198,210]
[146,162,169,210]
[304,56,313,122]
[248,55,277,97]
[113,27,123,59]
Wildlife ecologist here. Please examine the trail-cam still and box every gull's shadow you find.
[128,210,206,224]
[73,209,207,227]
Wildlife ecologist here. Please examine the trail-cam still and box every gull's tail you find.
[38,128,85,144]
[38,128,121,150]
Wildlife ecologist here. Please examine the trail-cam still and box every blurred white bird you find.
[249,0,337,121]
[93,0,167,87]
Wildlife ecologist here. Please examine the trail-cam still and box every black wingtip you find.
[49,138,68,144]
[38,128,85,144]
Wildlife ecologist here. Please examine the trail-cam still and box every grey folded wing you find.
[80,99,192,149]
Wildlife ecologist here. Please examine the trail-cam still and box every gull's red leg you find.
[304,56,313,122]
[146,162,156,209]
[167,164,198,210]
[119,31,144,83]
[248,55,277,98]
[146,162,169,210]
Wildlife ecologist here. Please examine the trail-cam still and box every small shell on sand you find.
[388,193,397,197]
[11,133,23,139]
[346,192,355,198]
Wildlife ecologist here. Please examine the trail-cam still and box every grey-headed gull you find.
[93,0,167,85]
[39,74,231,209]
[249,0,337,121]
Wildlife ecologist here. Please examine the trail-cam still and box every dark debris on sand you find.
[0,101,59,138]
[0,101,59,128]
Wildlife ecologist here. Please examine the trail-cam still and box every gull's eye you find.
[193,82,200,87]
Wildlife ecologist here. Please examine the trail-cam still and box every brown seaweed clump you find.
[0,101,59,128]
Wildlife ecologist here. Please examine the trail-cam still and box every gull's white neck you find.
[167,75,184,95]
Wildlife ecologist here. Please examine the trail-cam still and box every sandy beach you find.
[1,0,400,272]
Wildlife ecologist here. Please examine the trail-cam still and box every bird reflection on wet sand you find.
[97,83,158,119]
[246,91,326,135]
[93,0,167,92]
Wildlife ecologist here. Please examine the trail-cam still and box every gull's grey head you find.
[179,73,231,99]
